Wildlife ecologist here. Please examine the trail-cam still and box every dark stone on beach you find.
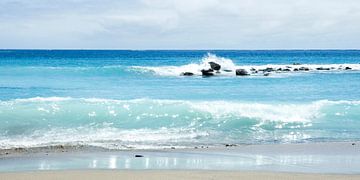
[180,72,194,76]
[225,144,237,147]
[264,73,270,76]
[316,67,330,70]
[171,147,176,149]
[135,154,144,157]
[352,143,356,146]
[209,62,221,71]
[250,68,256,71]
[293,63,301,65]
[299,67,310,71]
[223,69,232,72]
[5,152,8,155]
[201,69,214,76]
[345,67,352,70]
[294,68,299,71]
[194,147,198,149]
[277,68,282,71]
[236,69,249,76]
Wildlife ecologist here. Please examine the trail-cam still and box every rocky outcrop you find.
[201,69,214,76]
[209,62,221,71]
[236,69,249,76]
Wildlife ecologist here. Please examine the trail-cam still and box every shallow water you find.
[0,50,360,149]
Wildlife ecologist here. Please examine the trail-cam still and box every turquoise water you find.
[0,50,360,149]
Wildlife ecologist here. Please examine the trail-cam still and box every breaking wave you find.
[0,97,360,149]
[131,53,360,77]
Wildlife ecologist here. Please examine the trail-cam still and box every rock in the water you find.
[209,62,221,71]
[135,154,144,157]
[201,69,214,76]
[236,69,249,76]
[262,67,274,72]
[299,67,310,71]
[293,63,301,65]
[294,68,299,71]
[345,67,352,70]
[316,67,330,70]
[223,69,232,72]
[180,72,194,76]
[282,68,291,72]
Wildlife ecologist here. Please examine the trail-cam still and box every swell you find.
[0,97,360,149]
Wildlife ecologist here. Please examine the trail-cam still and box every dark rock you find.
[316,67,330,70]
[209,62,221,71]
[352,143,356,146]
[277,68,282,71]
[263,67,274,72]
[345,67,352,70]
[250,68,256,71]
[135,154,144,157]
[293,63,301,65]
[299,67,310,71]
[293,68,299,71]
[225,144,237,147]
[282,69,291,72]
[201,69,214,76]
[180,72,194,76]
[223,69,232,72]
[171,147,175,149]
[264,73,270,76]
[236,69,249,76]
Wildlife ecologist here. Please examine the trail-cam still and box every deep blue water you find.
[0,50,359,149]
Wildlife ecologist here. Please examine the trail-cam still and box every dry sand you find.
[1,170,359,180]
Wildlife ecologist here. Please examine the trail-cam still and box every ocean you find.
[0,50,360,150]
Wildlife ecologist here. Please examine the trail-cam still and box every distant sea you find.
[0,50,359,150]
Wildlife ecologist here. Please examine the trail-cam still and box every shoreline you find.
[1,170,360,180]
[0,141,359,174]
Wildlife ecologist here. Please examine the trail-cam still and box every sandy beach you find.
[0,142,359,180]
[1,170,360,180]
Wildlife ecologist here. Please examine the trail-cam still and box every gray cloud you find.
[0,0,359,49]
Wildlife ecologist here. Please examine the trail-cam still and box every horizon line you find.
[1,48,360,51]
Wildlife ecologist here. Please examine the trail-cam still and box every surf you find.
[0,97,359,150]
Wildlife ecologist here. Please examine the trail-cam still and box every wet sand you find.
[0,142,359,178]
[1,170,360,180]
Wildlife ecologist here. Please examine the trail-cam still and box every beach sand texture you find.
[1,170,360,180]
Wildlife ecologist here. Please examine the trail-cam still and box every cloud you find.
[0,0,359,49]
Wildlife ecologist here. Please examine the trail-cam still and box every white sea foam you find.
[1,97,359,150]
[0,127,209,149]
[131,53,360,77]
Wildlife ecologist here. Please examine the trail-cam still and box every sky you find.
[0,0,360,49]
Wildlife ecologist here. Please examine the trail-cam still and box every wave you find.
[131,53,360,77]
[1,97,360,149]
